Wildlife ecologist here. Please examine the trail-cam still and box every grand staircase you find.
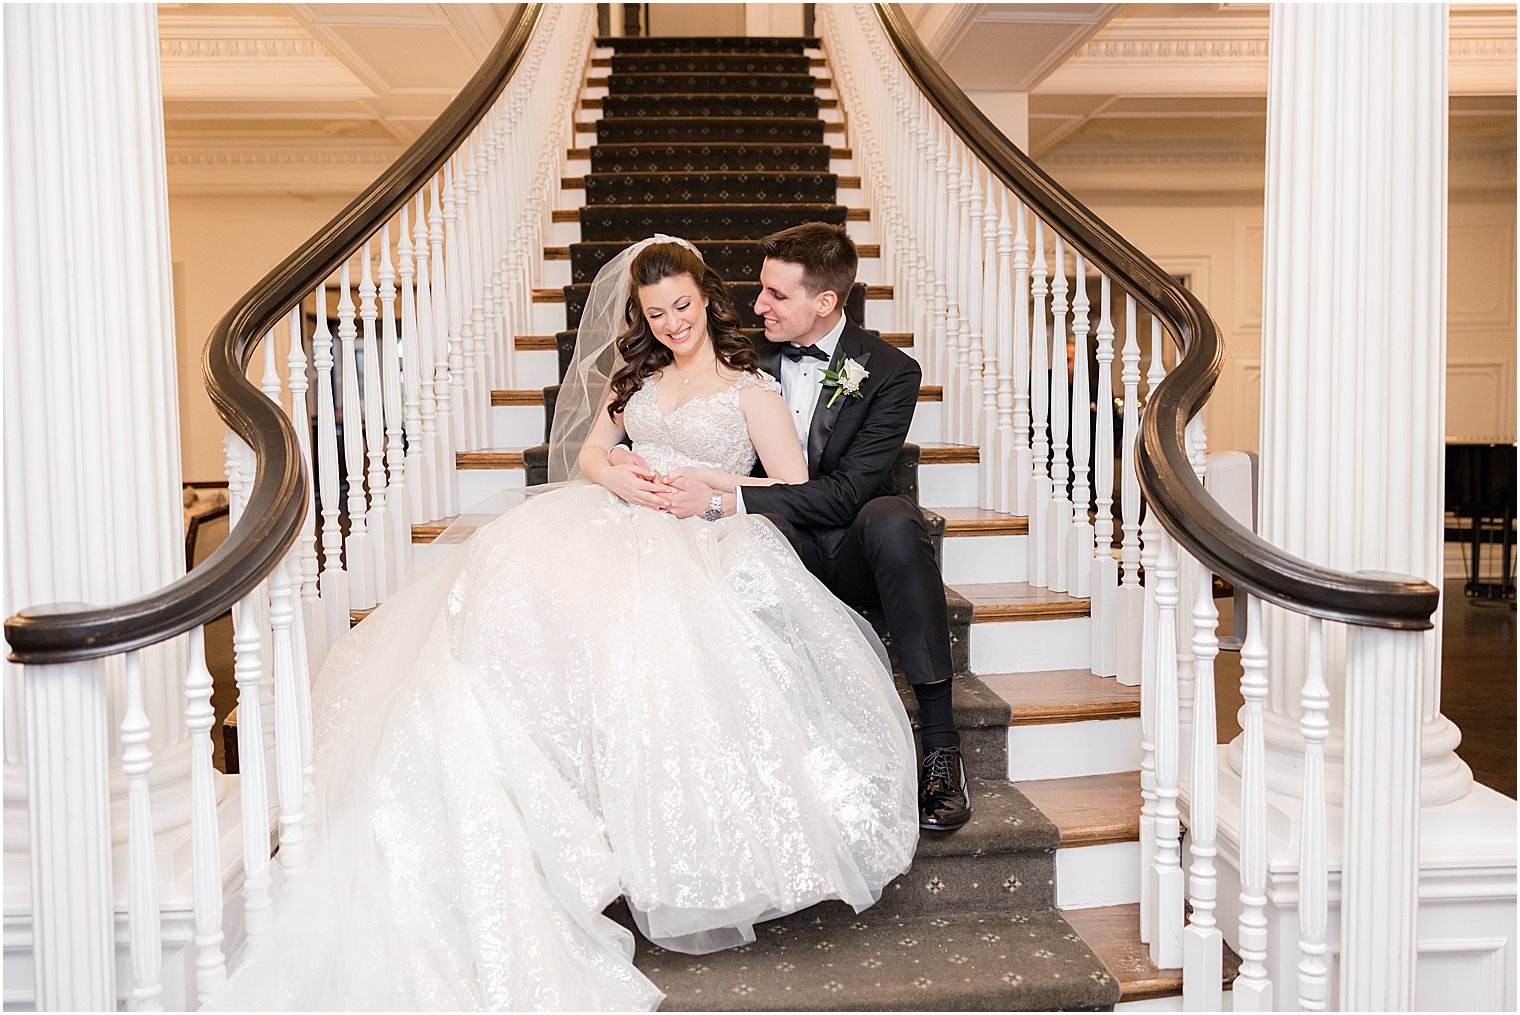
[399,33,1200,1012]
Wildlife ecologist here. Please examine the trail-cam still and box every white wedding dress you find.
[210,370,919,1012]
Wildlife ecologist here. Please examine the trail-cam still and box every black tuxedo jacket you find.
[744,320,920,531]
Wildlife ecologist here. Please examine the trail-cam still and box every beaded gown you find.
[210,370,919,1011]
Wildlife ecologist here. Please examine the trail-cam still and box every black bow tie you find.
[781,343,829,363]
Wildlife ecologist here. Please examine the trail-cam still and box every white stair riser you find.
[1007,718,1140,781]
[586,85,608,99]
[940,533,1026,584]
[544,248,879,287]
[919,460,979,506]
[969,616,1091,672]
[488,396,940,447]
[457,467,525,506]
[511,348,560,388]
[409,540,458,573]
[551,219,581,246]
[491,406,547,447]
[1055,840,1140,909]
[531,296,896,336]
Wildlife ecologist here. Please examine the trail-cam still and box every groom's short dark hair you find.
[759,223,857,306]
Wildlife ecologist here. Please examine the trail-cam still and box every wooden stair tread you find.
[915,442,979,464]
[531,281,889,298]
[543,243,882,259]
[562,174,862,188]
[516,332,905,350]
[980,670,1140,725]
[1015,771,1139,848]
[581,96,839,109]
[935,506,1028,535]
[950,581,1090,622]
[456,448,526,469]
[1062,904,1241,1002]
[574,121,846,135]
[567,145,853,159]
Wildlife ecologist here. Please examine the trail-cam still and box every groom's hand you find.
[664,476,715,519]
[608,446,651,473]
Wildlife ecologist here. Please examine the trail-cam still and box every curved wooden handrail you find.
[870,3,1438,630]
[6,5,546,664]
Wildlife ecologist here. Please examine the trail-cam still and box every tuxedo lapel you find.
[806,324,870,475]
[757,339,783,384]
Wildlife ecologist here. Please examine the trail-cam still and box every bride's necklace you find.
[670,356,713,386]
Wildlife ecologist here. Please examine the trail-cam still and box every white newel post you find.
[1213,5,1517,1009]
[1249,0,1468,810]
[3,3,209,1006]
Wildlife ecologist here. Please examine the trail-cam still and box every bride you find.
[209,238,919,1011]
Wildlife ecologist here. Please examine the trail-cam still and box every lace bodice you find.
[623,370,781,476]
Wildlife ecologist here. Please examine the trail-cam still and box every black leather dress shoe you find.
[919,746,971,830]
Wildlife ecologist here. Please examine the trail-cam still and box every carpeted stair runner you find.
[590,142,833,173]
[594,117,825,144]
[539,34,1122,1010]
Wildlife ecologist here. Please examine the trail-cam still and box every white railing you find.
[822,5,1434,1010]
[10,7,593,1010]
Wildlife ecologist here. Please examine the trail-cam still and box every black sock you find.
[913,678,960,753]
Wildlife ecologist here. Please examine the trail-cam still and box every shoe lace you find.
[922,747,958,786]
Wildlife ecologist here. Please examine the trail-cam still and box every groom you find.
[711,223,969,831]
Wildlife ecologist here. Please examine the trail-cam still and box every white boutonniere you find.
[821,357,869,408]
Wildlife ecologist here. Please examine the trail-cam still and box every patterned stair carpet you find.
[558,35,1122,1011]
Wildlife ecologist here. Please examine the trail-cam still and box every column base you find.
[1226,709,1474,808]
[1191,747,1516,1011]
[4,775,254,1012]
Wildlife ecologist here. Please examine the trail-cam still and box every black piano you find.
[1446,441,1517,600]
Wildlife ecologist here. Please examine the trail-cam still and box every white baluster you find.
[1007,194,1030,516]
[1028,219,1051,588]
[1149,530,1183,968]
[1233,595,1275,1011]
[120,651,163,1011]
[956,146,979,446]
[1047,237,1072,593]
[1115,295,1143,686]
[1137,426,1162,940]
[976,170,999,508]
[942,136,963,440]
[429,176,459,518]
[337,260,375,610]
[1068,252,1092,599]
[413,193,442,522]
[928,118,948,389]
[225,433,273,943]
[442,160,476,451]
[285,309,325,674]
[267,541,307,877]
[398,204,433,522]
[1175,417,1206,778]
[1182,559,1222,1010]
[1091,276,1118,676]
[378,223,413,582]
[183,628,226,1003]
[311,284,349,646]
[1296,618,1330,1011]
[359,243,393,596]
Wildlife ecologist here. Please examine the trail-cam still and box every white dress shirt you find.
[737,314,847,514]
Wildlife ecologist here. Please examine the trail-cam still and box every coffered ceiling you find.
[901,2,1516,194]
[159,3,1515,197]
[158,3,519,194]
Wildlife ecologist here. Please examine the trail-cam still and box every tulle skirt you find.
[209,483,918,1011]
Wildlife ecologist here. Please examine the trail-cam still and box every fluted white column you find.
[1247,3,1468,806]
[4,5,200,1001]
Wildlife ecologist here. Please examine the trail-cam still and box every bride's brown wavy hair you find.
[607,242,757,419]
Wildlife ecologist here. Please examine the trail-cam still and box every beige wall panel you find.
[648,4,745,37]
[169,192,352,482]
